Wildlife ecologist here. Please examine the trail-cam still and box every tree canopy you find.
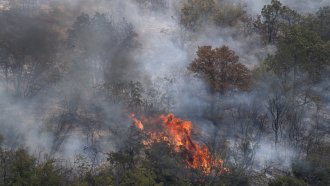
[189,45,251,93]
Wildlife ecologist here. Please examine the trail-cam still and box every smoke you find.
[0,86,54,153]
[234,0,330,15]
[0,0,328,173]
[254,140,297,170]
[0,0,266,162]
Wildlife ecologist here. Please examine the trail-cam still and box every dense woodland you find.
[0,0,329,185]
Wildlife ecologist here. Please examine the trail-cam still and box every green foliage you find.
[180,0,216,30]
[92,167,114,186]
[143,142,192,185]
[0,149,62,186]
[269,176,307,186]
[107,138,192,185]
[292,159,330,186]
[213,3,247,27]
[216,167,250,186]
[266,24,330,82]
[258,0,301,43]
[303,6,330,42]
[106,134,252,186]
[260,0,283,43]
[100,81,145,111]
[316,6,330,41]
[119,166,161,186]
[71,166,114,186]
[7,149,36,186]
[180,0,247,30]
[33,159,63,186]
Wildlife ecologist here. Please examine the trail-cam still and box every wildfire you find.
[130,113,226,174]
[130,113,144,130]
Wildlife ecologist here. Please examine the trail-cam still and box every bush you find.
[292,160,330,186]
[269,176,307,186]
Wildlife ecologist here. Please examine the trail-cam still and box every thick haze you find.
[236,0,330,14]
[0,0,329,172]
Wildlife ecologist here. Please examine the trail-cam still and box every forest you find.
[0,0,329,185]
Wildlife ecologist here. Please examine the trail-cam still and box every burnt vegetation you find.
[0,0,330,185]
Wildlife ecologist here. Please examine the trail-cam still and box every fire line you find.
[130,113,227,174]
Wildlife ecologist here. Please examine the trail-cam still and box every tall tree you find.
[180,0,215,30]
[188,45,251,93]
[267,25,330,83]
[316,6,330,41]
[258,0,301,44]
[261,0,283,43]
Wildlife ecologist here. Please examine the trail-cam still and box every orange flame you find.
[130,113,144,130]
[130,113,226,174]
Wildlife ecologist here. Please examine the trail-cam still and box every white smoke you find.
[235,0,330,15]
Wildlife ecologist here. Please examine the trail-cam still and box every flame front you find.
[130,113,226,174]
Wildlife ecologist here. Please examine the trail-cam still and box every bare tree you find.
[267,94,289,146]
[231,104,267,170]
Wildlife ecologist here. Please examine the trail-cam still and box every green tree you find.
[0,148,62,186]
[316,6,330,41]
[260,0,283,43]
[8,149,36,186]
[180,0,215,30]
[33,159,62,186]
[180,0,248,30]
[213,3,247,27]
[266,25,330,83]
[258,0,301,43]
[292,159,330,186]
